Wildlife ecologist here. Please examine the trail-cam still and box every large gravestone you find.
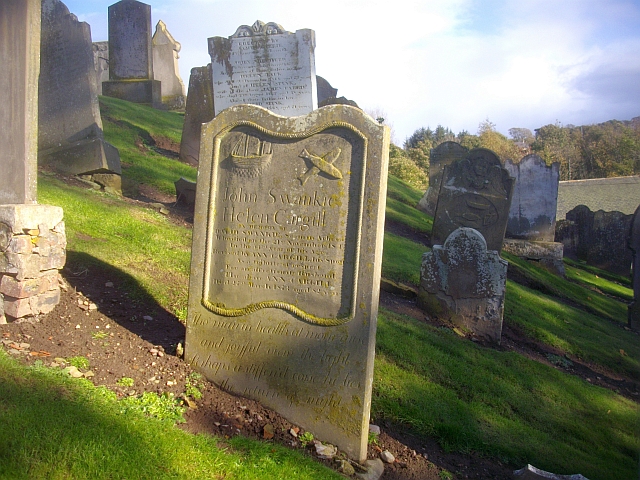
[179,65,215,165]
[503,155,563,274]
[39,0,121,178]
[152,20,185,109]
[629,205,640,330]
[102,0,161,107]
[557,205,633,276]
[1,0,66,324]
[185,104,389,462]
[209,20,317,116]
[417,141,468,216]
[418,227,508,343]
[432,148,515,251]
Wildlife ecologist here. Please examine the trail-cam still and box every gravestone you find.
[185,104,390,462]
[556,205,633,276]
[39,0,121,179]
[627,205,640,330]
[92,41,109,95]
[152,20,186,109]
[179,65,215,165]
[418,227,508,343]
[102,0,161,107]
[417,141,468,216]
[502,155,563,274]
[316,75,338,104]
[432,147,515,251]
[1,0,66,324]
[209,20,317,116]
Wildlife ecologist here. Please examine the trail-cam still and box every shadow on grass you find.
[63,251,185,354]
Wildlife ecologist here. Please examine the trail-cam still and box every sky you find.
[64,0,640,145]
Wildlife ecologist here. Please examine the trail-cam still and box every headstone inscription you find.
[627,204,639,330]
[418,227,508,343]
[39,0,121,179]
[185,104,390,462]
[432,147,515,251]
[209,20,317,116]
[102,0,161,107]
[0,0,66,324]
[152,20,186,109]
[417,141,468,216]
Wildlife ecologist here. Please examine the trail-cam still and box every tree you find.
[475,119,521,161]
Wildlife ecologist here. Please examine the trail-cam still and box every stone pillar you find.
[0,0,66,323]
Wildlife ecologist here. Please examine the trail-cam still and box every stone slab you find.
[108,0,153,80]
[0,205,64,234]
[185,104,390,462]
[505,155,559,241]
[432,148,515,251]
[209,20,317,116]
[152,20,185,109]
[40,137,121,176]
[102,79,161,106]
[0,0,40,205]
[502,238,565,276]
[629,204,640,330]
[179,65,214,165]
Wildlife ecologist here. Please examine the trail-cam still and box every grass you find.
[564,264,634,302]
[386,197,433,233]
[373,309,640,480]
[382,232,427,285]
[386,175,425,206]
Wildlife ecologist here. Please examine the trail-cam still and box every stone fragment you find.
[368,424,381,435]
[314,441,337,459]
[513,464,590,480]
[380,450,395,463]
[336,459,355,475]
[418,227,508,343]
[355,459,384,480]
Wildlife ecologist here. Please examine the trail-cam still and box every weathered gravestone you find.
[185,104,390,462]
[432,147,515,251]
[152,20,186,109]
[627,205,640,330]
[1,0,66,324]
[92,41,109,95]
[417,141,468,216]
[556,205,633,276]
[179,65,215,166]
[503,155,563,274]
[418,227,508,343]
[102,0,161,107]
[209,20,317,116]
[39,0,121,179]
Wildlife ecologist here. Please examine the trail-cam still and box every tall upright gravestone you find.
[39,0,121,178]
[209,20,317,116]
[0,0,66,324]
[152,20,186,109]
[628,205,640,330]
[186,104,390,462]
[102,0,161,107]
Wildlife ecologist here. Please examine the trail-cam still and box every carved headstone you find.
[179,65,214,165]
[152,20,186,109]
[417,141,468,216]
[185,104,389,462]
[39,0,121,177]
[418,227,508,343]
[432,148,515,251]
[102,0,161,107]
[209,20,317,116]
[557,205,633,276]
[627,205,640,330]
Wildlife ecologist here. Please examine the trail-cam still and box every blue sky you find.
[64,0,640,144]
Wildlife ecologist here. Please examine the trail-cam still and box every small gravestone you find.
[628,205,640,330]
[102,0,161,107]
[179,65,215,165]
[185,104,389,462]
[209,20,317,116]
[557,205,633,276]
[152,20,185,109]
[39,0,121,178]
[432,147,515,251]
[503,155,563,274]
[418,227,508,342]
[417,141,468,216]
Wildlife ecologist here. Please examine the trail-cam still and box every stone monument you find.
[185,104,390,462]
[1,0,66,323]
[179,65,215,165]
[102,0,161,107]
[628,205,640,330]
[92,41,109,96]
[417,141,468,216]
[502,155,564,274]
[418,228,508,342]
[39,0,121,180]
[432,147,515,251]
[209,20,317,116]
[152,20,186,109]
